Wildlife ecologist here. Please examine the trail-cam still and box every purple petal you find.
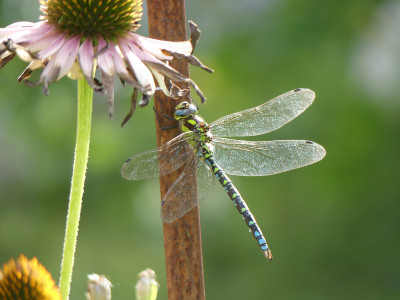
[37,34,66,59]
[78,39,94,79]
[38,35,79,87]
[97,37,115,76]
[26,27,60,52]
[0,21,38,39]
[56,36,80,79]
[1,22,52,45]
[78,38,103,92]
[118,39,155,97]
[39,58,58,93]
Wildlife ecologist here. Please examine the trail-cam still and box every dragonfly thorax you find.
[174,101,213,143]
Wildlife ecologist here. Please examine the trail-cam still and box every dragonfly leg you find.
[153,97,180,130]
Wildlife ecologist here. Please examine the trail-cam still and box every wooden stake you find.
[147,1,206,299]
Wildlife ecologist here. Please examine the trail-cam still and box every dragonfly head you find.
[174,101,198,120]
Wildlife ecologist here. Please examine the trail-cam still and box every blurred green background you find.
[1,0,399,299]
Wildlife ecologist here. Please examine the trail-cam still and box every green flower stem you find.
[59,78,93,300]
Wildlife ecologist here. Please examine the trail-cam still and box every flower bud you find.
[135,268,159,300]
[86,273,112,300]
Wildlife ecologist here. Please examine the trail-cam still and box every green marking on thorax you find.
[181,125,190,133]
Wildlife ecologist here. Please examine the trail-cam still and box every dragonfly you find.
[121,88,326,260]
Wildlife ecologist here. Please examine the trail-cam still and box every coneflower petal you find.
[17,59,44,81]
[0,22,38,39]
[78,39,103,93]
[119,39,156,98]
[40,58,59,94]
[111,47,144,89]
[149,68,170,96]
[26,28,60,53]
[111,46,129,78]
[37,34,66,59]
[101,72,115,117]
[132,33,192,58]
[97,38,115,77]
[79,39,95,80]
[56,36,80,80]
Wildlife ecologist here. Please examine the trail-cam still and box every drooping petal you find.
[149,67,170,96]
[131,33,193,59]
[101,71,115,117]
[37,33,66,59]
[34,36,79,94]
[78,38,103,92]
[0,51,15,69]
[128,42,206,102]
[110,45,130,78]
[119,39,156,100]
[97,37,115,76]
[27,28,62,53]
[18,59,44,81]
[111,46,143,89]
[56,36,80,80]
[2,39,33,62]
[38,57,58,95]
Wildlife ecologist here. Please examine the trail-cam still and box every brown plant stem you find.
[147,0,206,299]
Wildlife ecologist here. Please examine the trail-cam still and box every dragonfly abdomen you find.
[202,145,273,260]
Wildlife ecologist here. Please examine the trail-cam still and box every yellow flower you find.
[0,254,62,300]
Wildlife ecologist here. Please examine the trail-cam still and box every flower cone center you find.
[40,0,143,41]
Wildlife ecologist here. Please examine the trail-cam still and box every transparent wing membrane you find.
[210,88,315,138]
[161,153,215,223]
[161,155,199,223]
[121,132,193,180]
[213,137,326,176]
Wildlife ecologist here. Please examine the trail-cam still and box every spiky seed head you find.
[40,0,143,42]
[0,255,62,300]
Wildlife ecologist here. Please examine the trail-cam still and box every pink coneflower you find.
[0,0,212,119]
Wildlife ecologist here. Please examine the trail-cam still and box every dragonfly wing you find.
[161,153,216,223]
[161,154,199,223]
[121,131,193,180]
[213,137,326,176]
[196,157,216,203]
[210,88,315,138]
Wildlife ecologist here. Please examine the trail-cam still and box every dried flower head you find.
[0,254,62,300]
[0,0,212,120]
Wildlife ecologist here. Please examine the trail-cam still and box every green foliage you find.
[1,0,399,299]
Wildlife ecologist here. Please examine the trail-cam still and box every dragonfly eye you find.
[174,102,198,120]
[175,101,190,110]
